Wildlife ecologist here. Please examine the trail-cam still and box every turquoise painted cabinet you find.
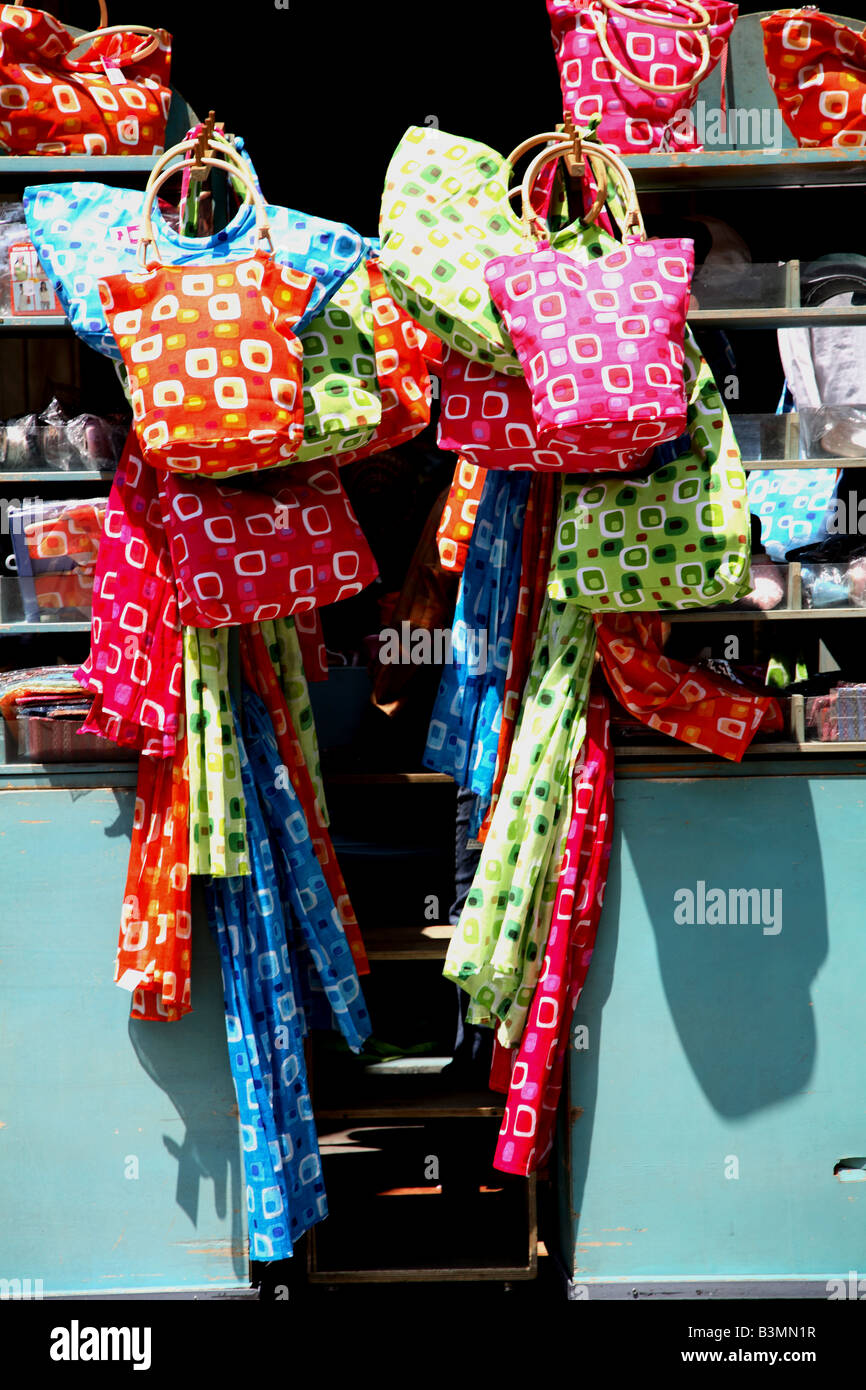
[559,765,866,1296]
[0,787,248,1296]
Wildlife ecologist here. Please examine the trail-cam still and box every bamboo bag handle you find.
[66,24,164,62]
[138,145,271,266]
[588,0,712,95]
[521,137,646,241]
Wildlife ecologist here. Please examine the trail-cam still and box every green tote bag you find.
[379,125,618,376]
[549,332,752,612]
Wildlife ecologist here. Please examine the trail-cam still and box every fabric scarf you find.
[115,720,192,1022]
[437,458,487,574]
[205,690,370,1262]
[75,433,183,757]
[183,628,250,878]
[239,623,370,977]
[478,473,558,844]
[424,470,531,821]
[492,691,614,1176]
[443,597,597,1047]
[261,617,328,828]
[595,613,782,760]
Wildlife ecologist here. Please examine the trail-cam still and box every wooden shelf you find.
[0,155,159,175]
[0,471,116,483]
[0,622,91,634]
[322,771,454,785]
[0,315,69,330]
[314,1091,504,1121]
[742,459,866,471]
[364,924,455,960]
[664,607,866,623]
[626,147,866,192]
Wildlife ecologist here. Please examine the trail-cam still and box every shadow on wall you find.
[128,882,247,1280]
[566,773,827,1224]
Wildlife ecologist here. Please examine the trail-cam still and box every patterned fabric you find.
[293,608,329,683]
[23,500,105,561]
[157,462,378,627]
[437,458,487,572]
[549,333,752,611]
[478,474,558,844]
[493,691,614,1175]
[595,612,781,760]
[240,623,369,976]
[183,628,249,878]
[293,259,381,464]
[100,251,314,477]
[437,346,650,473]
[265,617,328,828]
[484,237,693,451]
[547,0,737,153]
[0,9,172,156]
[442,598,597,1047]
[75,434,183,757]
[379,125,618,375]
[337,259,433,465]
[205,688,371,1260]
[748,466,841,561]
[24,175,365,358]
[115,722,192,1022]
[424,472,530,818]
[762,10,866,149]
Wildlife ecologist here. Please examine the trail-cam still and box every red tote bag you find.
[0,4,171,155]
[762,9,866,149]
[158,461,379,629]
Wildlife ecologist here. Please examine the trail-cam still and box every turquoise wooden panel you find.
[0,788,248,1295]
[562,773,866,1284]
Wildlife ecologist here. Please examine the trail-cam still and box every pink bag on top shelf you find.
[547,0,738,153]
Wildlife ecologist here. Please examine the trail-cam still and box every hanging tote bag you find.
[158,462,379,628]
[548,330,752,610]
[378,125,622,375]
[23,135,365,358]
[438,346,654,472]
[99,149,315,477]
[336,259,433,465]
[0,2,171,155]
[547,0,738,153]
[484,137,694,454]
[762,9,866,149]
[292,253,383,465]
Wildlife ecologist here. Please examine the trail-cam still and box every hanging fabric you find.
[182,627,250,878]
[205,688,371,1261]
[442,598,597,1047]
[423,471,530,821]
[75,432,183,756]
[239,624,370,977]
[493,690,614,1176]
[115,719,192,1021]
[595,611,782,759]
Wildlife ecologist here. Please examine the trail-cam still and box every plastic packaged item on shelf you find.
[6,714,136,764]
[799,561,866,610]
[731,562,787,611]
[6,497,106,623]
[805,692,839,743]
[0,400,128,473]
[0,204,60,317]
[0,412,41,470]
